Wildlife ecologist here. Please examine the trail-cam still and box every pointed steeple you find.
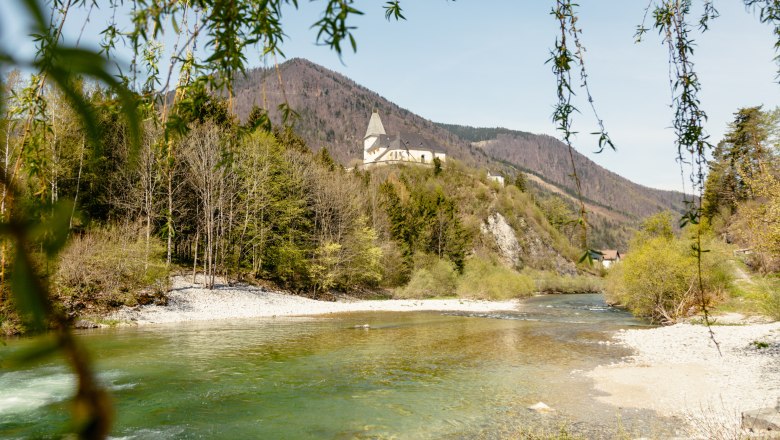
[364,109,386,139]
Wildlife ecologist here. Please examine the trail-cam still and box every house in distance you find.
[596,249,622,268]
[362,110,446,167]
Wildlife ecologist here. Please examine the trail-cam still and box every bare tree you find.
[183,122,232,289]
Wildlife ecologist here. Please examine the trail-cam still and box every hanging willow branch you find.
[645,0,720,351]
[745,0,780,80]
[549,0,614,263]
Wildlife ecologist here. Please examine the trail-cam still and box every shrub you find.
[762,288,780,321]
[395,256,457,298]
[523,269,604,294]
[605,235,731,324]
[56,223,169,315]
[379,240,409,287]
[456,256,535,300]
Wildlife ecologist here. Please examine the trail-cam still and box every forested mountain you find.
[436,124,687,220]
[231,58,687,249]
[231,59,492,168]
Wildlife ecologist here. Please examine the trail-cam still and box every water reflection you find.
[0,294,669,439]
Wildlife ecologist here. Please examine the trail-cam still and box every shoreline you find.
[107,276,521,325]
[107,276,780,436]
[585,319,780,437]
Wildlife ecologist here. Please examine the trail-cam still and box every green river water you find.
[0,294,675,439]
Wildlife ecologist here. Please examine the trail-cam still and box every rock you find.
[74,320,98,329]
[527,402,554,413]
[137,290,169,306]
[481,213,522,266]
[742,404,780,432]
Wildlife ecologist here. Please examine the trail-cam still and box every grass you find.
[717,259,780,320]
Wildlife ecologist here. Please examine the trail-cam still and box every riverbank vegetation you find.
[0,74,600,335]
[606,106,780,324]
[604,212,733,324]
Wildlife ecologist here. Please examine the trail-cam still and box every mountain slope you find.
[230,58,687,248]
[435,124,687,220]
[232,59,491,167]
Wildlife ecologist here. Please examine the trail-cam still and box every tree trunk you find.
[69,136,85,230]
[192,224,199,285]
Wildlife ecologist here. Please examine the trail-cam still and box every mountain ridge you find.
[230,58,687,248]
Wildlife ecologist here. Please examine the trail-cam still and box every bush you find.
[56,223,169,314]
[605,235,731,324]
[523,269,604,294]
[762,288,780,321]
[456,256,535,300]
[394,256,457,298]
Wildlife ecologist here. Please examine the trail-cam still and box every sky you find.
[1,1,779,192]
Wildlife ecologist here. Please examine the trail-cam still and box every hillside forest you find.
[2,60,780,336]
[0,70,608,335]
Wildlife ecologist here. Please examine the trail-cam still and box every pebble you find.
[108,276,520,324]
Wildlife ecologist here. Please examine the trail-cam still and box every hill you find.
[435,124,687,220]
[231,58,687,249]
[232,59,491,168]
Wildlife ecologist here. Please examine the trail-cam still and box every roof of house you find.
[600,250,621,261]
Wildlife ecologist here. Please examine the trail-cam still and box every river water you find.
[0,294,674,439]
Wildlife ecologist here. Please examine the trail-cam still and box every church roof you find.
[364,110,386,139]
[365,131,446,154]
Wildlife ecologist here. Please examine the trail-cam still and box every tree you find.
[182,122,233,289]
[703,107,778,220]
[605,215,732,324]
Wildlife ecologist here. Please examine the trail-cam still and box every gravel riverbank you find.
[586,319,780,438]
[109,277,780,437]
[108,276,520,324]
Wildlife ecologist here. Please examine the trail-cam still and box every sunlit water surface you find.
[0,294,676,439]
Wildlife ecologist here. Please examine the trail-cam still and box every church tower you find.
[364,109,386,151]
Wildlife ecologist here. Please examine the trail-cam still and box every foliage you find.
[310,220,382,294]
[394,254,458,298]
[763,286,780,321]
[548,0,615,259]
[523,269,604,294]
[456,256,536,300]
[634,211,676,243]
[605,221,732,324]
[703,106,780,272]
[56,223,169,314]
[380,173,471,273]
[703,107,778,221]
[745,0,780,79]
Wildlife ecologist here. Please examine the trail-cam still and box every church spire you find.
[364,109,386,139]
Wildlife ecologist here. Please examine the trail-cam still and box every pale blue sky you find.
[2,1,779,191]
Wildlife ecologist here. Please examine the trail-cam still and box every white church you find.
[362,110,446,167]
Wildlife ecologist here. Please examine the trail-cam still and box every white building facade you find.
[363,110,446,166]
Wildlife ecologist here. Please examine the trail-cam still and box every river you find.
[0,294,675,439]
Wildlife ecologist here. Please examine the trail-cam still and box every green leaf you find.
[21,0,47,31]
[3,335,61,367]
[10,249,46,331]
[171,15,180,34]
[34,199,74,258]
[47,67,102,150]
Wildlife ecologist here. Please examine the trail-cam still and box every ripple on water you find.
[0,367,74,417]
[0,367,136,420]
[108,426,186,440]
